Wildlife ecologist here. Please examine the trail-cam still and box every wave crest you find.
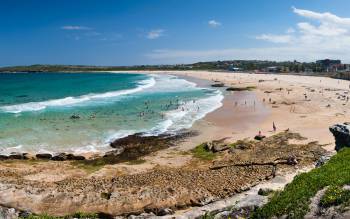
[0,77,156,113]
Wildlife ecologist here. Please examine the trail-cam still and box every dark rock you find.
[8,152,24,159]
[36,153,52,159]
[211,83,225,87]
[52,153,68,161]
[0,207,19,219]
[316,155,332,167]
[157,208,174,216]
[204,142,214,151]
[329,123,350,151]
[0,155,9,160]
[254,135,266,141]
[19,210,31,218]
[258,188,273,196]
[72,155,86,160]
[70,114,80,119]
[286,155,298,165]
[66,154,85,160]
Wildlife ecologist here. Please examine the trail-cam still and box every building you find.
[316,59,341,72]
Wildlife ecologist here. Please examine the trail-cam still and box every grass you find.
[71,160,106,173]
[320,185,350,208]
[251,148,350,219]
[126,159,146,165]
[21,212,98,219]
[191,143,217,161]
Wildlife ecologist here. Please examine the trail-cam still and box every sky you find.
[1,0,350,66]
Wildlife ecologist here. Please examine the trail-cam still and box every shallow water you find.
[0,72,223,154]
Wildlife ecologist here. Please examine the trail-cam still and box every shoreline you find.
[0,72,224,158]
[1,70,348,217]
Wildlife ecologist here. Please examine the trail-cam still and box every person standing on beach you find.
[273,122,276,132]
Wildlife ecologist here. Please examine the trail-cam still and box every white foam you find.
[106,90,224,142]
[0,77,156,113]
[154,90,224,133]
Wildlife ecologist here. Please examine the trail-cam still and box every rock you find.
[70,114,80,119]
[36,153,52,159]
[329,123,350,151]
[66,154,85,160]
[74,155,86,160]
[286,155,298,165]
[204,142,214,151]
[0,207,19,219]
[316,155,331,167]
[254,135,266,141]
[258,188,273,196]
[0,155,9,160]
[52,153,68,161]
[8,152,24,160]
[104,148,125,158]
[157,208,174,216]
[211,83,225,87]
[19,210,31,218]
[23,153,35,160]
[212,143,230,152]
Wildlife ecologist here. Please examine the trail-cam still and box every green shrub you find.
[191,143,216,160]
[251,148,350,219]
[320,186,350,208]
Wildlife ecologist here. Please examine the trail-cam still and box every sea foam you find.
[0,77,156,113]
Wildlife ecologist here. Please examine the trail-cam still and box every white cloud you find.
[147,29,165,39]
[256,34,293,43]
[146,7,350,63]
[61,25,91,30]
[208,20,222,28]
[292,7,350,26]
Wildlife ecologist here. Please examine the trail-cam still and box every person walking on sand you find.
[273,122,276,132]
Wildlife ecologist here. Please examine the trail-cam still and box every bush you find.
[251,148,350,219]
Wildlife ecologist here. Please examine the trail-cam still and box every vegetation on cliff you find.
[252,148,350,219]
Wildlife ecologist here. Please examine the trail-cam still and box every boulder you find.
[36,153,52,159]
[0,155,9,160]
[211,83,225,87]
[70,114,80,119]
[204,142,214,151]
[316,155,332,167]
[254,135,266,141]
[212,144,230,152]
[329,123,350,151]
[52,153,68,161]
[66,154,86,160]
[156,208,174,216]
[74,155,86,160]
[286,155,298,165]
[8,152,24,160]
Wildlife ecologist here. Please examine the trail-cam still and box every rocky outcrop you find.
[211,83,225,87]
[329,123,350,151]
[36,153,52,159]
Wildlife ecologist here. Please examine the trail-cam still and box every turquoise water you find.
[0,72,223,154]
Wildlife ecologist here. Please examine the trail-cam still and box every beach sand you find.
[144,70,349,152]
[0,70,348,217]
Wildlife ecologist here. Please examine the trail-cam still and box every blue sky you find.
[1,0,350,66]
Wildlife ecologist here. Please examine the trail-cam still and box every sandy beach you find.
[0,70,347,217]
[114,70,349,153]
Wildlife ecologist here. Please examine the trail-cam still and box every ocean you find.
[0,72,223,154]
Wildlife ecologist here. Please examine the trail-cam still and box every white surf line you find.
[0,77,156,113]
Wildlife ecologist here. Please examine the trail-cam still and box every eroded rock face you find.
[329,123,350,151]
